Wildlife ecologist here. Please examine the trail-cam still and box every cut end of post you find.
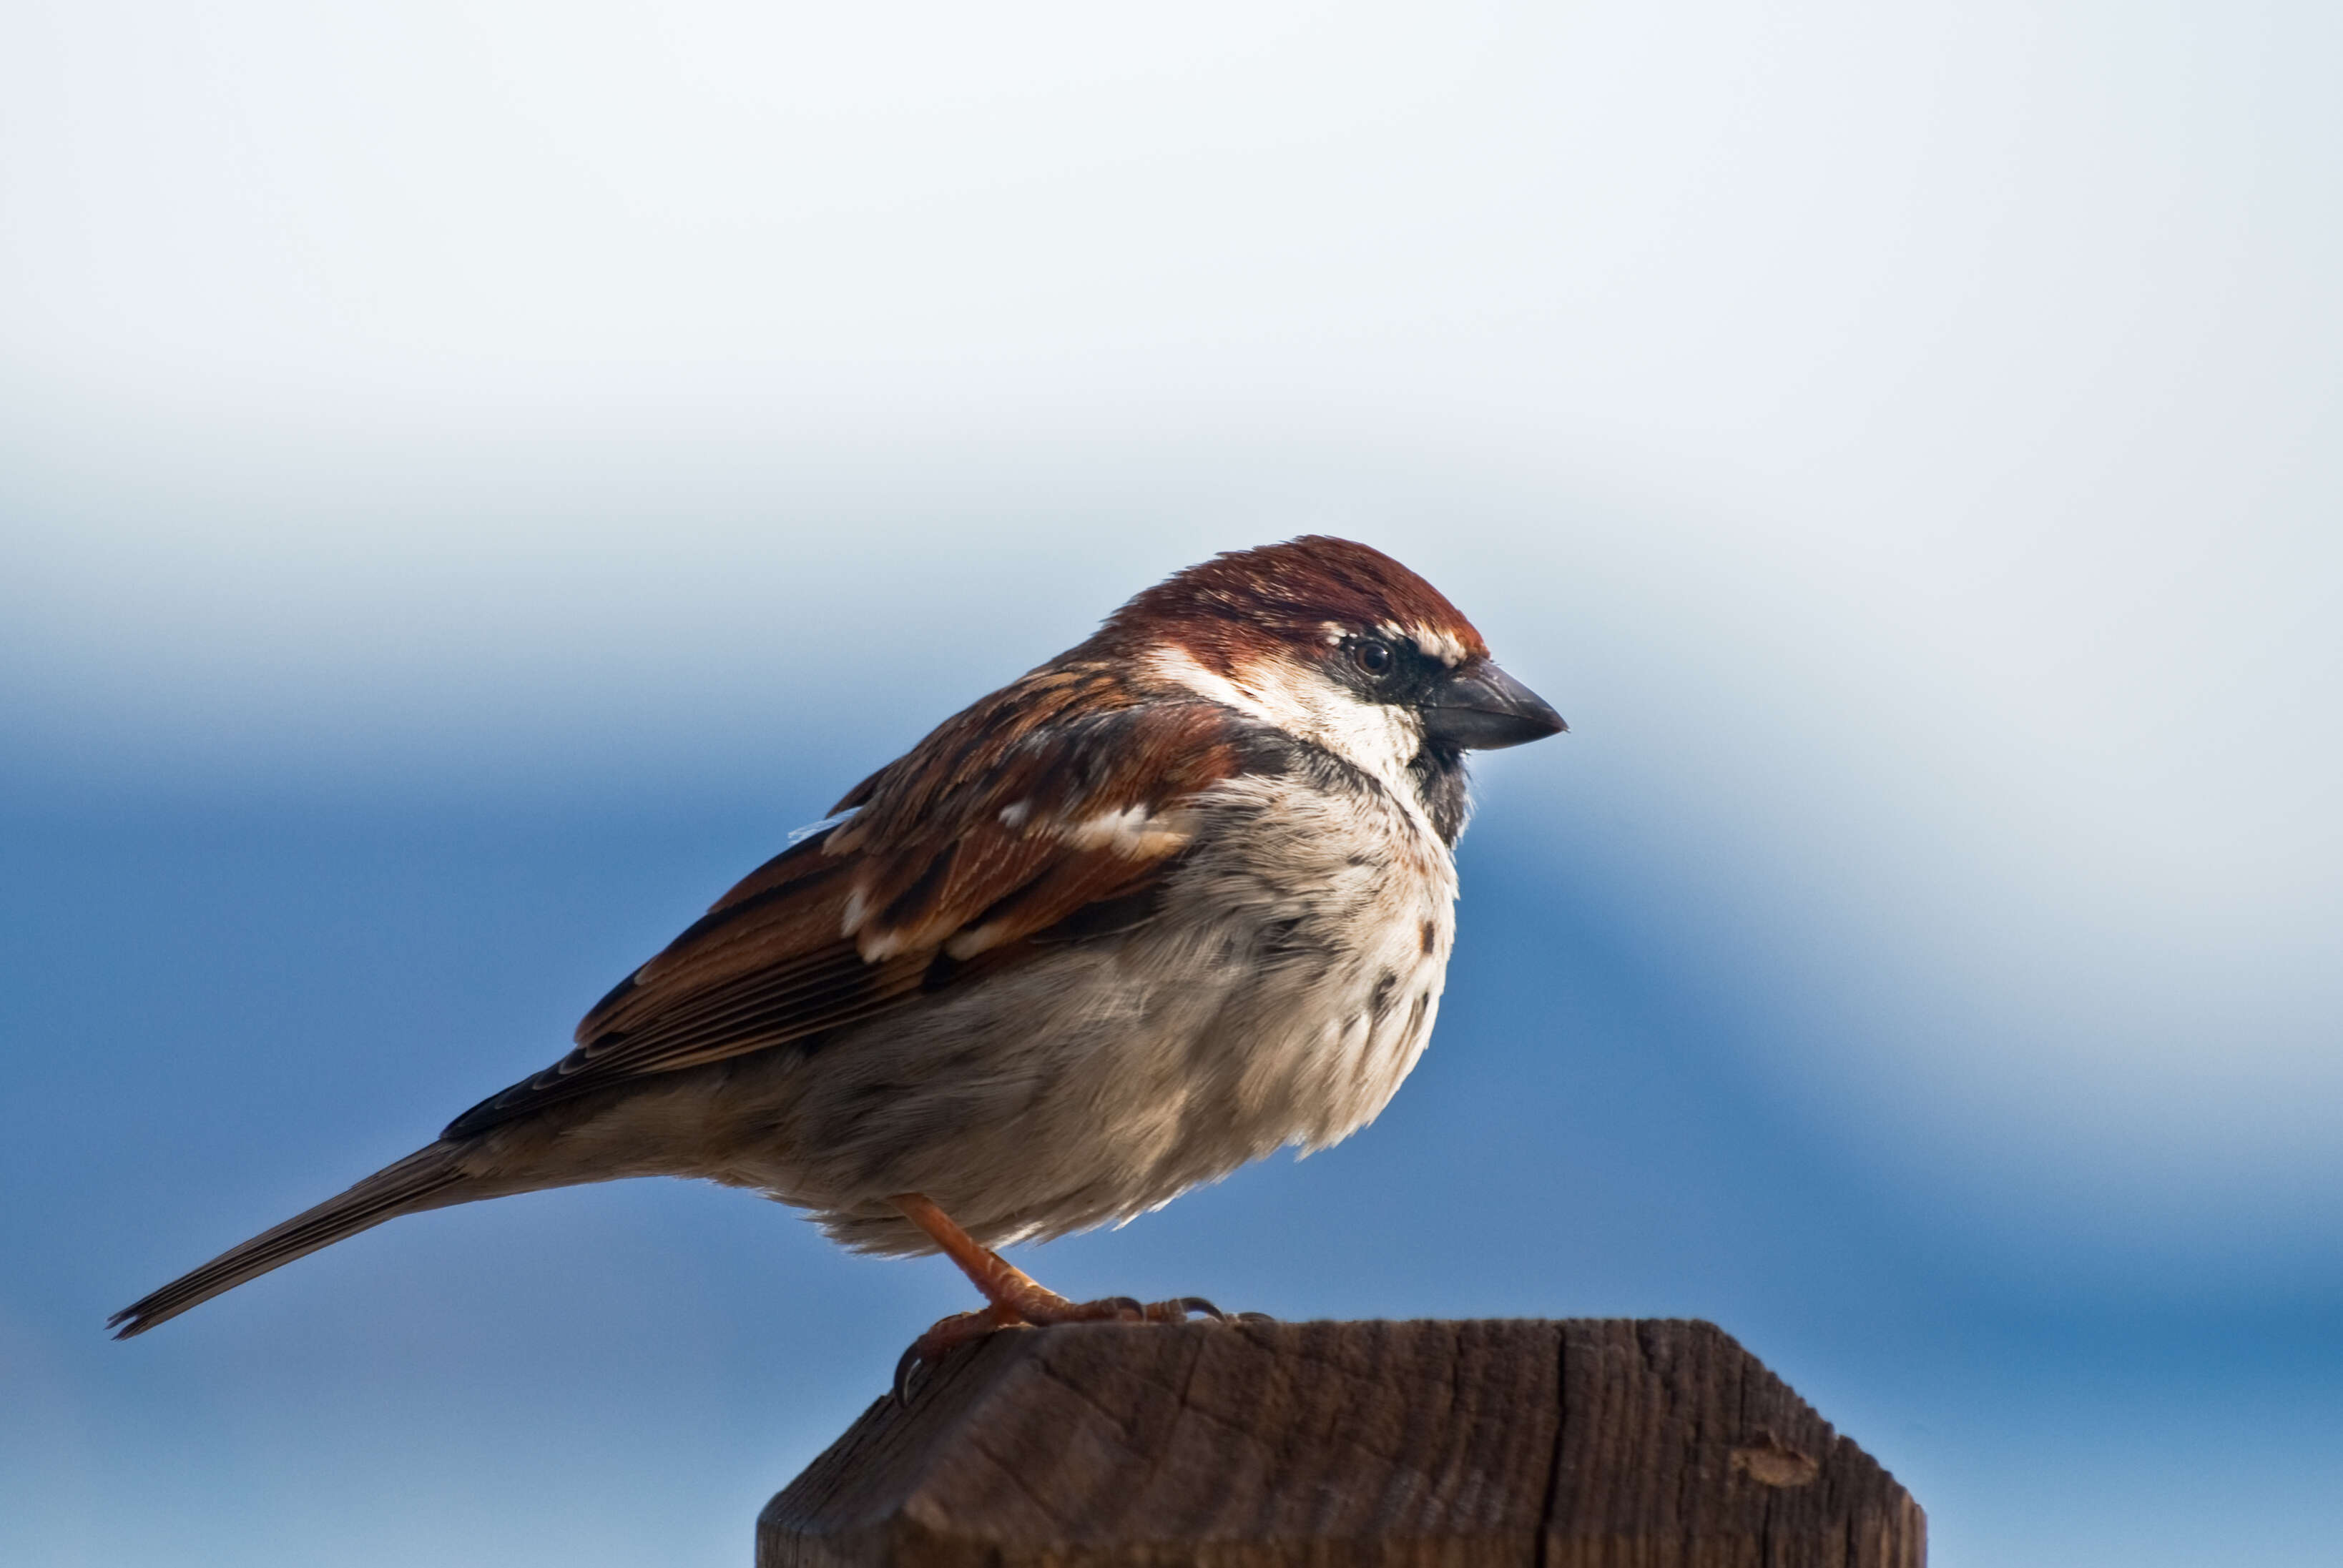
[759,1318,1925,1567]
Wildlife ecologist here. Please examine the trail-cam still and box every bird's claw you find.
[1081,1294,1146,1323]
[892,1340,930,1406]
[892,1293,1260,1404]
[893,1301,1023,1406]
[1142,1295,1226,1323]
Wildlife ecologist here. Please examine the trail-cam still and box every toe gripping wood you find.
[759,1318,1926,1567]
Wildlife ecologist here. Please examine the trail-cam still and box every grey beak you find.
[1422,662,1566,751]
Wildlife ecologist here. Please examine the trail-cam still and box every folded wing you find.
[444,670,1276,1138]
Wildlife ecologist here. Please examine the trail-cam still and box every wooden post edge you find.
[760,1318,1924,1567]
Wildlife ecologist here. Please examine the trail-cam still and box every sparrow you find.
[109,536,1563,1382]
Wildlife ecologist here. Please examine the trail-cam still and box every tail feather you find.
[109,1145,471,1338]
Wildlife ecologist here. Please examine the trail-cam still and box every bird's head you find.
[1089,536,1563,799]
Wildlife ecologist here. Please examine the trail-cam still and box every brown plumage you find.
[109,537,1562,1351]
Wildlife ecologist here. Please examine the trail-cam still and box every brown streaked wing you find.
[442,677,1259,1140]
[832,692,1249,961]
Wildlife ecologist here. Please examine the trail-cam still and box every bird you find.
[109,536,1564,1384]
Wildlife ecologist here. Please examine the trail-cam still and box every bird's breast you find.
[692,762,1464,1252]
[1146,767,1460,1154]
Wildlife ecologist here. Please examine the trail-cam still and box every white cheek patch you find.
[1145,646,1427,807]
[1247,660,1424,788]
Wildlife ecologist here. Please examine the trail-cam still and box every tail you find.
[109,1144,474,1338]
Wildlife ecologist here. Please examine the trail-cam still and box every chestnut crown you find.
[1089,535,1489,671]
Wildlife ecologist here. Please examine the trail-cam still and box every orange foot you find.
[888,1192,1239,1402]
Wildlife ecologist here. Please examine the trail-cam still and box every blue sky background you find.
[4,3,2339,1564]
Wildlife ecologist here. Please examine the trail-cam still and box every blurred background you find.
[4,3,2338,1563]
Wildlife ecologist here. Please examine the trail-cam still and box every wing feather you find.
[444,675,1274,1138]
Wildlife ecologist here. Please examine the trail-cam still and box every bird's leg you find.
[890,1191,1142,1326]
[888,1193,1230,1400]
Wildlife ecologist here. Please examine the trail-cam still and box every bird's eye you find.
[1352,638,1393,676]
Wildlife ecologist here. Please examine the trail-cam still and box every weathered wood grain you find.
[758,1319,1923,1567]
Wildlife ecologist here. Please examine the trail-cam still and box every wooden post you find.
[760,1318,1924,1567]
